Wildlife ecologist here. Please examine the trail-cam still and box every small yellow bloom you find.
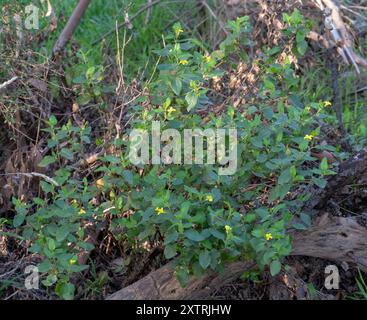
[265,233,273,241]
[224,225,232,234]
[155,207,165,215]
[69,258,77,265]
[175,28,183,37]
[206,194,213,202]
[179,60,188,65]
[304,134,313,141]
[305,106,311,112]
[204,54,212,63]
[79,208,86,215]
[324,101,332,107]
[167,106,176,114]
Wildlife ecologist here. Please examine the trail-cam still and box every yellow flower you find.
[167,106,176,114]
[324,101,332,107]
[304,134,313,141]
[155,207,165,215]
[206,194,213,202]
[175,27,183,37]
[265,233,273,241]
[179,60,188,65]
[224,225,232,234]
[78,208,86,215]
[69,258,77,265]
[204,54,212,63]
[305,106,311,112]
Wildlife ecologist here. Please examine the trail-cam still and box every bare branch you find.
[52,0,91,55]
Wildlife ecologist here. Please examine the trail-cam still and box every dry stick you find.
[0,76,18,90]
[0,172,59,187]
[321,0,367,70]
[52,0,91,55]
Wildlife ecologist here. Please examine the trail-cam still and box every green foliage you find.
[349,269,367,300]
[283,9,311,56]
[11,13,340,298]
[13,119,94,300]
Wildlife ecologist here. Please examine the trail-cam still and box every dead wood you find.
[52,0,91,55]
[291,213,367,272]
[107,261,255,300]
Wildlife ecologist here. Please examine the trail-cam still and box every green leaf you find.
[102,155,120,163]
[40,181,54,194]
[251,229,263,238]
[278,169,291,185]
[185,229,205,242]
[268,184,291,202]
[210,229,225,240]
[38,259,52,272]
[38,155,56,167]
[199,250,211,269]
[60,148,74,160]
[47,238,56,251]
[320,158,328,171]
[314,178,327,189]
[78,242,95,251]
[300,212,311,227]
[270,260,282,276]
[263,250,276,265]
[56,226,69,242]
[55,282,75,300]
[164,231,179,244]
[122,170,134,185]
[42,274,58,287]
[293,222,308,230]
[48,115,57,126]
[244,213,256,223]
[164,244,177,259]
[185,92,198,111]
[290,165,297,178]
[176,268,189,287]
[13,214,26,227]
[170,78,182,96]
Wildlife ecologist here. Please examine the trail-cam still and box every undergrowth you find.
[1,2,367,301]
[7,12,344,299]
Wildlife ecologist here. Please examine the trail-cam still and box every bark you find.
[107,261,255,300]
[52,0,91,55]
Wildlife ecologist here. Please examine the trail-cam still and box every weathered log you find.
[107,261,254,300]
[291,213,367,271]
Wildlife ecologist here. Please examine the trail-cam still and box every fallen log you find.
[291,213,367,271]
[107,261,254,300]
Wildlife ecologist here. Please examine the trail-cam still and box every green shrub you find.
[12,13,340,298]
